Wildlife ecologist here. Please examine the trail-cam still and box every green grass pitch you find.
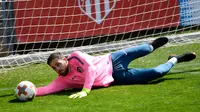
[0,43,200,112]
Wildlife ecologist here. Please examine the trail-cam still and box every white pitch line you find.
[0,87,13,91]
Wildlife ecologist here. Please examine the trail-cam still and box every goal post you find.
[0,0,200,70]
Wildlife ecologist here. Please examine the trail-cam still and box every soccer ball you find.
[15,81,36,101]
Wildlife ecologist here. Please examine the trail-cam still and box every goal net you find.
[0,0,200,70]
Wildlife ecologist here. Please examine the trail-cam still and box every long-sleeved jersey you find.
[36,51,114,96]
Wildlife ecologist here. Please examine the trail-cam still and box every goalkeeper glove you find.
[68,88,90,99]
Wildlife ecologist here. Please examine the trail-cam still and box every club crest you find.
[77,67,84,73]
[78,0,117,24]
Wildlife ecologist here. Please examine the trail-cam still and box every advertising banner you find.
[14,0,180,42]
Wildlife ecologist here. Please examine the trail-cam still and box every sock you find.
[168,57,178,65]
[149,45,154,52]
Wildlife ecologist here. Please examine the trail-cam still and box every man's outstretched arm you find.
[36,77,69,96]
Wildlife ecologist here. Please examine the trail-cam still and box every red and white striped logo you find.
[78,0,117,24]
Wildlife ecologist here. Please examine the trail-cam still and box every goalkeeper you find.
[36,37,196,98]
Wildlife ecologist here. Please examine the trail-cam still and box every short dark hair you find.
[47,52,65,65]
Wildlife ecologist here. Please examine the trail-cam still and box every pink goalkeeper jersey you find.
[36,51,114,96]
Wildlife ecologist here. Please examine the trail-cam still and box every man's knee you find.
[152,68,167,76]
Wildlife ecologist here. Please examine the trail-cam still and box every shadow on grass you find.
[52,89,82,96]
[8,69,196,98]
[9,98,30,103]
[0,93,28,103]
[168,68,200,75]
[110,77,185,86]
[148,77,184,84]
[49,77,185,96]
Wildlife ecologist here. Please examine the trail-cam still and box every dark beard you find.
[65,66,70,74]
[60,66,70,76]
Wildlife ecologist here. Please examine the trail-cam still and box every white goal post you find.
[0,0,200,70]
